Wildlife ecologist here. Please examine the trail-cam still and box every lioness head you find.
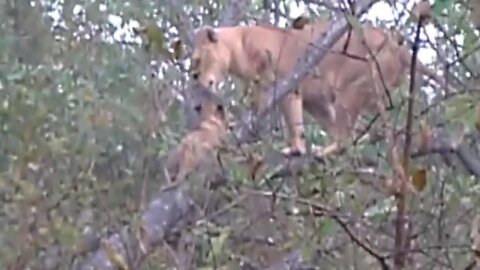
[190,26,232,90]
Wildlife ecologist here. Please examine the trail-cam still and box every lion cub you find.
[164,86,227,183]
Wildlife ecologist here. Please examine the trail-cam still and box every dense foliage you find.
[1,0,479,269]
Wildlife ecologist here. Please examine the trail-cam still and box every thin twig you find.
[393,11,425,269]
[332,215,391,270]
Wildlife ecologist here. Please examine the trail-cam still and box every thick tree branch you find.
[220,0,251,26]
[81,186,197,270]
[266,127,480,184]
[411,127,480,178]
[456,144,480,177]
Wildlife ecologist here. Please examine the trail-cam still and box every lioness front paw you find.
[280,146,306,157]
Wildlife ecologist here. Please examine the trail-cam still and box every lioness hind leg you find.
[312,142,342,159]
[310,109,346,160]
[311,101,359,160]
[279,90,306,156]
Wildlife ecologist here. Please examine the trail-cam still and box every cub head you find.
[189,26,232,90]
[191,83,226,126]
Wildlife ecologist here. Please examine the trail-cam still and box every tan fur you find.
[187,21,447,158]
[306,28,449,157]
[165,89,227,183]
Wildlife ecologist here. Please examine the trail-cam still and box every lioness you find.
[165,87,227,183]
[185,20,447,158]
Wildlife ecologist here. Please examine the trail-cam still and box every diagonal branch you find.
[81,186,197,270]
[456,144,480,177]
[220,0,251,26]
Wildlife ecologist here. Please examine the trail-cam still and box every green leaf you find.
[7,67,27,83]
[463,22,479,54]
[445,93,475,119]
[207,227,231,264]
[318,218,339,237]
[432,0,455,16]
[446,93,478,133]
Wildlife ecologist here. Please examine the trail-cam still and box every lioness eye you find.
[192,72,199,80]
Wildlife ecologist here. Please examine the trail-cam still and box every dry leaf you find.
[145,22,163,46]
[138,21,170,58]
[413,0,432,24]
[411,168,427,192]
[101,240,130,270]
[418,119,432,151]
[247,152,265,181]
[91,109,113,127]
[171,39,184,60]
[471,215,480,261]
[136,223,149,255]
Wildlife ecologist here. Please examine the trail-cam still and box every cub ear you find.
[206,27,218,43]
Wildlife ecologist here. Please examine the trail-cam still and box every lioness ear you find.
[206,28,218,43]
[292,15,310,30]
